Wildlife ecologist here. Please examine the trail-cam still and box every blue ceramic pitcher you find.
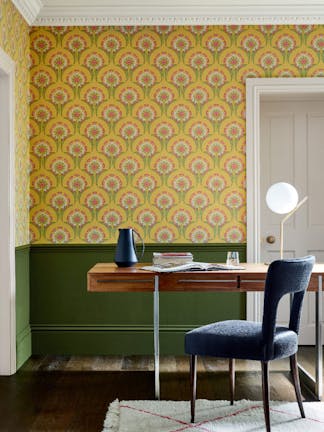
[114,228,145,267]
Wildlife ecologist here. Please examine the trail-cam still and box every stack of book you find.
[152,252,193,267]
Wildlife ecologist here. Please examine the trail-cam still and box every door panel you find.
[308,115,324,227]
[260,99,324,344]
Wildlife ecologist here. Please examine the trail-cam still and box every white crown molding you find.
[11,0,42,25]
[11,1,324,26]
[34,15,324,26]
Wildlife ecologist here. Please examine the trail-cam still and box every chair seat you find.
[185,320,298,361]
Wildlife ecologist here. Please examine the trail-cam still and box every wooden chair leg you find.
[190,355,197,423]
[290,353,305,418]
[229,358,235,405]
[261,361,271,432]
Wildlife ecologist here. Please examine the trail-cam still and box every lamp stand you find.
[279,196,308,259]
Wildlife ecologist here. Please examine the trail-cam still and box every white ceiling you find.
[12,0,324,26]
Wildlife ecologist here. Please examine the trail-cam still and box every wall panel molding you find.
[16,325,31,369]
[31,324,198,333]
[30,243,246,355]
[30,243,246,253]
[15,246,31,369]
[31,324,202,355]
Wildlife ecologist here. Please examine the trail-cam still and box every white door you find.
[260,97,324,344]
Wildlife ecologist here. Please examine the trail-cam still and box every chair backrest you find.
[261,256,315,359]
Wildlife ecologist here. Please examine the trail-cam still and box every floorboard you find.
[0,349,319,431]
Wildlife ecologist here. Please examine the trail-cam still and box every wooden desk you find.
[88,262,324,399]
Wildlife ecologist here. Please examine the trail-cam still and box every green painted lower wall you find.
[16,245,31,369]
[30,244,246,355]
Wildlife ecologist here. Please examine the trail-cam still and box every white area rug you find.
[103,399,324,431]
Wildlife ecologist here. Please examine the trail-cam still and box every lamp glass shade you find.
[266,182,299,215]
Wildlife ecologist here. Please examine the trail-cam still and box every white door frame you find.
[0,47,16,374]
[246,77,324,322]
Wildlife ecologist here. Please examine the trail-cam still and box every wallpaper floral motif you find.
[29,24,324,244]
[0,0,30,246]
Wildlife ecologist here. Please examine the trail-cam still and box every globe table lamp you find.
[266,182,308,259]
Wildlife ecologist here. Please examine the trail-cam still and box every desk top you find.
[87,262,324,292]
[88,262,324,275]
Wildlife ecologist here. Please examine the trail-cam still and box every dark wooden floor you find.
[0,349,318,431]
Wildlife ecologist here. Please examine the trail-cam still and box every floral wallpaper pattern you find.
[29,24,324,244]
[0,0,30,246]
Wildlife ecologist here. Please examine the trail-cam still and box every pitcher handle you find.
[133,229,145,261]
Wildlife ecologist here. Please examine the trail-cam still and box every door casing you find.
[0,47,16,375]
[246,77,324,322]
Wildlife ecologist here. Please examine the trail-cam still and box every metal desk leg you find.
[154,275,160,399]
[298,275,323,400]
[315,275,323,399]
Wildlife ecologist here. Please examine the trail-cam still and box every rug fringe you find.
[103,398,120,432]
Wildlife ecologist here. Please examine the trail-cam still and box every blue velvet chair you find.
[185,256,315,432]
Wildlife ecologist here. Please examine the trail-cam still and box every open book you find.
[141,262,245,273]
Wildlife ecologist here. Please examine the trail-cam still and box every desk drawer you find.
[239,275,266,291]
[308,275,321,292]
[159,273,238,292]
[239,274,321,292]
[88,274,155,292]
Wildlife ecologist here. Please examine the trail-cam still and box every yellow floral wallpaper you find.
[0,0,30,246]
[29,24,324,244]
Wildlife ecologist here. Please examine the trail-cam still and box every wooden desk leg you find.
[315,275,323,399]
[154,275,160,399]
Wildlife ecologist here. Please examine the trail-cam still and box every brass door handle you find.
[266,235,276,244]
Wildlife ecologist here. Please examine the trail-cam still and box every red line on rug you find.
[119,405,189,426]
[270,407,324,424]
[118,403,324,432]
[164,421,213,432]
[167,404,263,432]
[119,404,212,432]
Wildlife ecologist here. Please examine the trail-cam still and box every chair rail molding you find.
[11,0,324,26]
[0,47,16,375]
[246,77,324,322]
